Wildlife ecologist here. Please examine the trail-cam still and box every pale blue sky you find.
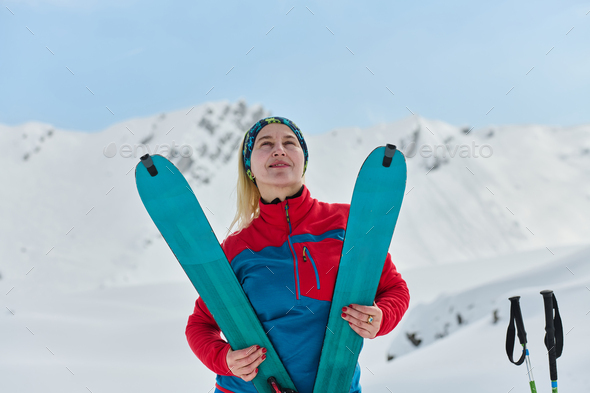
[1,0,589,135]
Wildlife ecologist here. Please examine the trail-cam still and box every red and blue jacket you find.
[186,184,410,393]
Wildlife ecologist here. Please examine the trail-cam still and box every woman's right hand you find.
[226,344,267,381]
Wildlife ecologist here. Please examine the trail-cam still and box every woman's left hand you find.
[341,302,382,339]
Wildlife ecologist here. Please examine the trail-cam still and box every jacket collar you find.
[258,184,313,229]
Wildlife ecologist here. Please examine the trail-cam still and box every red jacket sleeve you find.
[374,252,410,337]
[185,295,234,376]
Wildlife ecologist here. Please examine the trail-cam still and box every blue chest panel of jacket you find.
[216,230,363,393]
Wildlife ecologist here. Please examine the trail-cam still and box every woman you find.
[186,116,410,393]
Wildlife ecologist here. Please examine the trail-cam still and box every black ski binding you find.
[267,376,298,393]
[140,154,158,177]
[382,144,397,167]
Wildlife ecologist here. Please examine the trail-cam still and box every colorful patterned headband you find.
[242,116,309,186]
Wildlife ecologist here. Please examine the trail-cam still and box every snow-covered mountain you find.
[1,99,589,297]
[2,99,589,392]
[0,99,268,295]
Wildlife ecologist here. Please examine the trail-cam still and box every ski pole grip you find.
[541,289,558,381]
[509,296,527,344]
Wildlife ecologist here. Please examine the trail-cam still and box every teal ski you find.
[312,144,407,392]
[135,154,297,393]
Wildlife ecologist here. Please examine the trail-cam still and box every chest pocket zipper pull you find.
[303,246,320,290]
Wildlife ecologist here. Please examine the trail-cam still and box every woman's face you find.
[250,123,305,190]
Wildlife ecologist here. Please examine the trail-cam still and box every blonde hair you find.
[224,135,306,239]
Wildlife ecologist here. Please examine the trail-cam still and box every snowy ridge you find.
[386,244,590,360]
[1,99,590,297]
[310,117,590,266]
[0,99,269,295]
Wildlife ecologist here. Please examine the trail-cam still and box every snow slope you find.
[1,245,588,392]
[387,244,590,360]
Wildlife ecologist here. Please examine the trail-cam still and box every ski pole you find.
[540,290,564,393]
[506,296,537,393]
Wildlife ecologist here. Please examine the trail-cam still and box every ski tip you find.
[382,144,397,167]
[140,154,158,177]
[540,289,554,297]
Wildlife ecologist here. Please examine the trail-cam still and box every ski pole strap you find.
[552,293,563,359]
[506,296,528,365]
[541,290,563,383]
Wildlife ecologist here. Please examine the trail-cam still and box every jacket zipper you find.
[302,246,321,290]
[284,203,301,302]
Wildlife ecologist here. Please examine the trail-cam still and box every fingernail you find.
[255,368,259,373]
[342,307,347,312]
[341,313,346,318]
[348,304,352,308]
[262,348,267,353]
[262,354,266,360]
[256,345,260,350]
